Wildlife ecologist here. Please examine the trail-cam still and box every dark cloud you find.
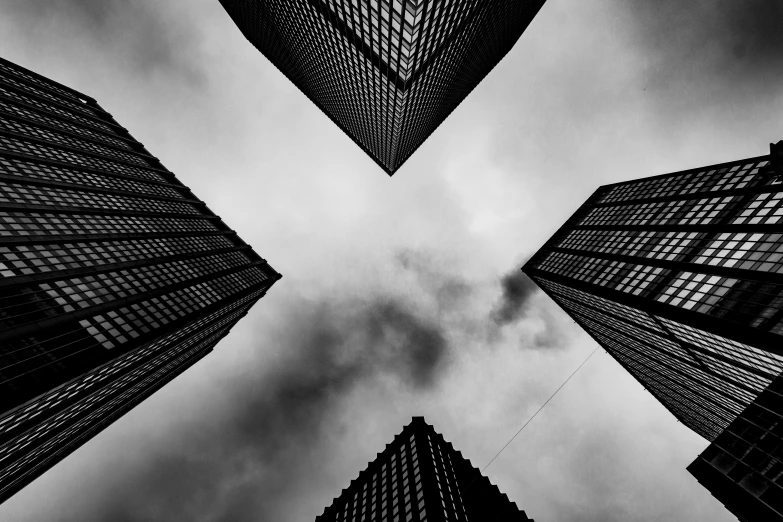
[490,267,539,327]
[487,262,571,350]
[66,292,449,522]
[3,0,204,83]
[33,252,565,521]
[622,0,783,95]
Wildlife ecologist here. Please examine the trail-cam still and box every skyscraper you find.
[524,143,783,441]
[523,142,783,521]
[219,0,547,175]
[688,374,783,522]
[0,57,281,503]
[315,417,534,522]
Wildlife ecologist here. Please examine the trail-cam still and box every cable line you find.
[464,347,600,491]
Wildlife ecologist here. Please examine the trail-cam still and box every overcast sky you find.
[1,1,782,521]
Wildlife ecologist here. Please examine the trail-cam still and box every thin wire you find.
[464,347,600,492]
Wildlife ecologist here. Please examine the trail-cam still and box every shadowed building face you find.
[315,417,534,522]
[0,56,281,504]
[688,374,783,522]
[219,0,547,175]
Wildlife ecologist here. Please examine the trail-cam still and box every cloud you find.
[621,0,783,95]
[3,0,205,84]
[4,249,574,521]
[63,285,451,521]
[490,267,539,327]
[486,261,573,350]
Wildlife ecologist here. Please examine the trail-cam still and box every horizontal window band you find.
[0,202,211,220]
[0,108,159,163]
[548,246,783,286]
[0,129,169,176]
[0,58,91,104]
[0,173,201,205]
[0,78,116,130]
[0,230,239,246]
[0,245,253,290]
[0,150,190,193]
[0,261,273,343]
[525,266,783,356]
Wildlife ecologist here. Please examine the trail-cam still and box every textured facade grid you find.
[524,148,783,441]
[688,374,783,521]
[0,57,281,503]
[314,417,533,522]
[219,0,547,174]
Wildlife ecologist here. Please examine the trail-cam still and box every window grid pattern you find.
[694,349,771,394]
[0,99,133,150]
[557,229,703,261]
[550,293,698,365]
[534,276,667,334]
[0,134,165,182]
[0,57,281,505]
[317,420,531,521]
[0,317,236,468]
[528,152,783,443]
[390,0,539,170]
[617,354,731,438]
[655,272,783,330]
[731,191,783,225]
[0,265,268,399]
[647,382,729,440]
[589,324,745,418]
[0,306,251,469]
[539,269,778,434]
[0,288,264,439]
[579,196,738,227]
[0,116,149,166]
[0,251,253,330]
[0,333,223,496]
[538,275,778,424]
[254,0,407,170]
[328,437,424,522]
[0,61,83,103]
[573,311,756,411]
[220,0,545,173]
[0,211,217,237]
[0,156,183,199]
[0,235,235,278]
[657,317,783,378]
[694,232,783,273]
[602,335,731,439]
[81,264,267,355]
[0,85,115,134]
[0,75,103,120]
[598,160,772,204]
[558,228,783,277]
[536,251,669,296]
[321,0,480,83]
[693,381,783,511]
[0,180,198,215]
[428,434,465,521]
[536,250,783,334]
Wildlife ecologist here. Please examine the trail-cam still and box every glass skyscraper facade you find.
[525,143,783,521]
[219,0,547,174]
[688,374,783,521]
[524,145,783,441]
[0,57,281,503]
[315,417,534,522]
